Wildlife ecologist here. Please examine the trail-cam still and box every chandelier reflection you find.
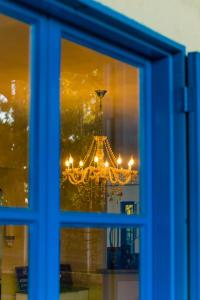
[63,90,138,186]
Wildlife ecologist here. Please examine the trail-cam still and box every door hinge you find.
[182,87,189,113]
[181,87,193,113]
[182,86,195,113]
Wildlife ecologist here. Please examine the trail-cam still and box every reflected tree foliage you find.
[60,70,107,211]
[0,80,29,206]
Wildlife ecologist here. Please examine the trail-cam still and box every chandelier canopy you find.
[63,90,138,186]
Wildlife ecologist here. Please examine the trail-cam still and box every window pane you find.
[60,227,140,300]
[0,225,28,300]
[0,15,30,207]
[60,39,140,213]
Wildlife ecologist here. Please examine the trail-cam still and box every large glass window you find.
[60,39,140,214]
[0,15,30,208]
[0,3,187,300]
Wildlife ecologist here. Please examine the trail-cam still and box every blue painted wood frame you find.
[56,19,152,300]
[0,3,49,300]
[187,52,200,300]
[152,53,187,300]
[0,1,188,300]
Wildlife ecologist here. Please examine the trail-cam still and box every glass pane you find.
[0,15,30,207]
[60,227,140,300]
[60,39,140,213]
[0,225,28,300]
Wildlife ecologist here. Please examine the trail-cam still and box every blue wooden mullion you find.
[45,19,61,300]
[60,211,148,227]
[0,3,50,300]
[172,52,187,300]
[140,62,153,300]
[140,225,152,300]
[0,208,37,223]
[139,62,152,215]
[187,52,200,300]
[152,56,174,300]
[29,15,49,300]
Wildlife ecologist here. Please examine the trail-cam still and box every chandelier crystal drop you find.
[63,90,139,186]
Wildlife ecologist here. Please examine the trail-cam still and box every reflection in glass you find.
[0,225,28,300]
[0,15,30,207]
[60,227,140,300]
[60,39,140,213]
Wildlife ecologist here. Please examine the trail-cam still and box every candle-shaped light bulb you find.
[69,155,73,165]
[128,157,134,169]
[104,161,109,168]
[117,155,122,165]
[65,159,70,167]
[79,160,84,167]
[94,156,99,163]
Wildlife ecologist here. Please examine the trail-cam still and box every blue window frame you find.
[0,1,194,300]
[187,53,200,300]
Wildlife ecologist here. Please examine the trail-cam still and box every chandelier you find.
[63,90,138,186]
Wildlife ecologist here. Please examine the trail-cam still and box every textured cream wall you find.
[95,0,200,52]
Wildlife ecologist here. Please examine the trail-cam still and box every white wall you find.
[95,0,200,52]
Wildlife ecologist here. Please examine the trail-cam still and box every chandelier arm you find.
[105,141,118,167]
[68,174,80,185]
[69,172,83,185]
[104,139,116,160]
[70,168,92,185]
[64,168,84,185]
[83,138,96,165]
[63,171,70,183]
[109,167,132,185]
[63,165,138,185]
[104,140,117,167]
[108,168,118,185]
[105,146,116,167]
[105,138,117,161]
[88,168,99,182]
[89,143,97,167]
[83,167,92,183]
[68,172,88,185]
[118,174,132,185]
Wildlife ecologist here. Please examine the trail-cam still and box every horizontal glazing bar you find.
[60,211,147,227]
[0,208,37,224]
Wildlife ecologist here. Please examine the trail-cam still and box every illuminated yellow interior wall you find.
[1,226,27,300]
[61,228,105,299]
